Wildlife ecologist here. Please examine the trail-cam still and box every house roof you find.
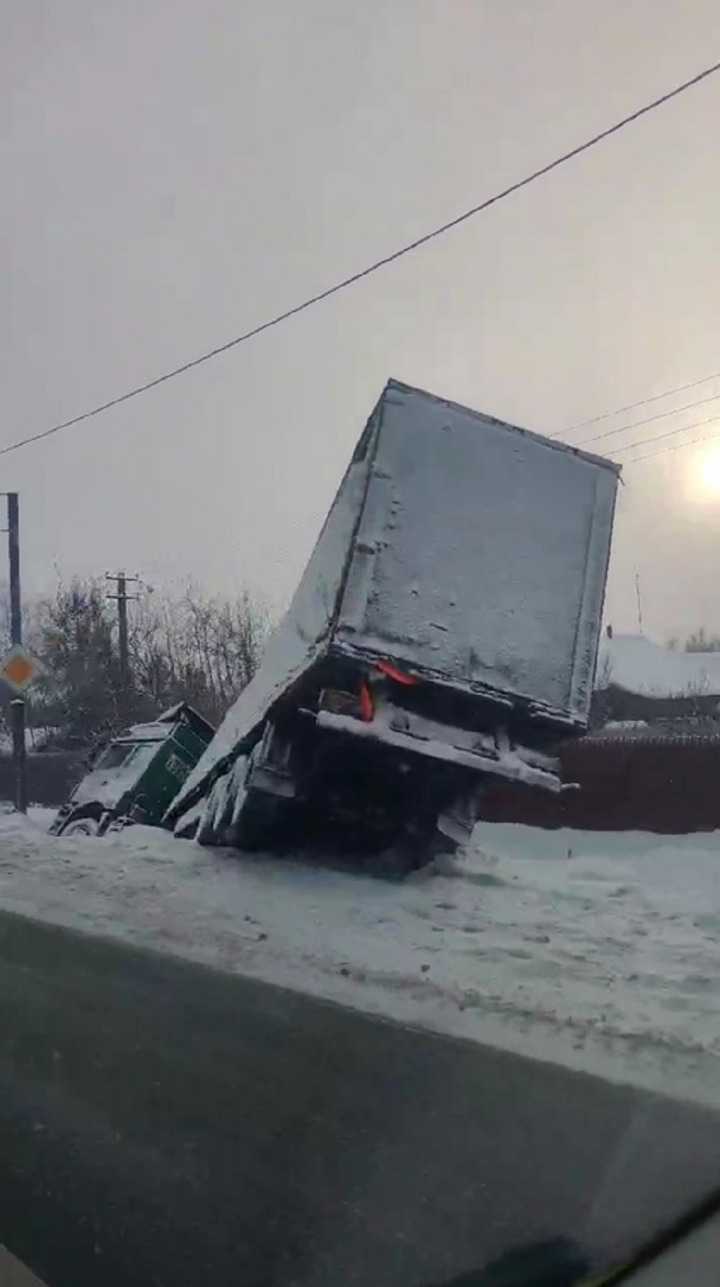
[597,633,720,698]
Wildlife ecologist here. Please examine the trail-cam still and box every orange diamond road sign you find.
[1,645,42,694]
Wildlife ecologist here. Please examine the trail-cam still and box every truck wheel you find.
[60,816,100,838]
[373,820,462,878]
[195,798,216,846]
[196,746,293,852]
[228,783,287,852]
[196,769,237,846]
[221,740,294,852]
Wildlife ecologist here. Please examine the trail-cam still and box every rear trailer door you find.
[334,382,618,724]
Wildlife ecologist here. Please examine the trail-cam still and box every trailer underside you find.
[184,657,563,875]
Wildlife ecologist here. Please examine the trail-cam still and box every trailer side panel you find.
[168,431,375,817]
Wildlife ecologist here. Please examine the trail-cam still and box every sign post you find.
[8,494,25,812]
[1,644,43,814]
[0,495,40,813]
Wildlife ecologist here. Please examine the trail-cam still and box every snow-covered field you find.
[1,807,720,1107]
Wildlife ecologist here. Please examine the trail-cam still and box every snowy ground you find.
[1,807,720,1107]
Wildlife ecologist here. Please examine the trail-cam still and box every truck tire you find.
[228,791,287,852]
[196,769,237,846]
[196,751,291,852]
[226,748,292,851]
[371,806,468,878]
[60,815,100,838]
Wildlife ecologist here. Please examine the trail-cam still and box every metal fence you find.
[483,726,720,833]
[6,735,720,836]
[0,752,84,809]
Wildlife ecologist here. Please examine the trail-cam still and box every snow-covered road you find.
[1,808,719,1107]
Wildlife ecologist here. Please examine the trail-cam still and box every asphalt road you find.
[0,1243,47,1287]
[1,910,720,1287]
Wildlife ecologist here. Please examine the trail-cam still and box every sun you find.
[690,444,720,499]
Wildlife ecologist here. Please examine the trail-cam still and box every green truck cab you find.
[50,704,214,838]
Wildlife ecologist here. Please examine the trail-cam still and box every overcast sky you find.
[4,0,720,640]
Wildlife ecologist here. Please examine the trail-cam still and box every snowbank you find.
[597,633,720,699]
[1,810,720,1108]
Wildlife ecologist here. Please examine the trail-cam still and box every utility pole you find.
[106,572,139,722]
[635,571,644,635]
[6,494,26,813]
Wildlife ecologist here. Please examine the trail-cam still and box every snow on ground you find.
[1,807,720,1107]
[597,632,720,698]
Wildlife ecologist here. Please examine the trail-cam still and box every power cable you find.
[624,425,720,464]
[557,366,720,436]
[612,410,720,456]
[3,56,720,459]
[568,390,720,448]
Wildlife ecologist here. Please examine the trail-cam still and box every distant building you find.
[593,632,720,726]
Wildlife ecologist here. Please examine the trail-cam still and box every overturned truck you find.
[166,381,619,871]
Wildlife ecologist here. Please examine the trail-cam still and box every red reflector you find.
[319,686,375,722]
[376,660,419,686]
[359,682,374,722]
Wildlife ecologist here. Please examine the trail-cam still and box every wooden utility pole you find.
[7,493,26,813]
[106,572,139,721]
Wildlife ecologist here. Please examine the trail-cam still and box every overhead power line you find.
[568,390,720,448]
[611,410,720,456]
[624,425,720,464]
[558,365,720,435]
[4,57,720,460]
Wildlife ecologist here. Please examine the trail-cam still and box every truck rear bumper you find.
[315,709,560,792]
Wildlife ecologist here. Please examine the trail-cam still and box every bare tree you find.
[26,578,127,746]
[128,583,268,726]
[681,673,711,718]
[685,628,720,653]
[0,575,269,749]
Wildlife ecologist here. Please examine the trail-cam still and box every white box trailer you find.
[167,381,619,871]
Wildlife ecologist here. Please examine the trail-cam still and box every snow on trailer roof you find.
[386,380,622,477]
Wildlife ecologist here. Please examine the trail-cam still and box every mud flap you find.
[436,785,485,850]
